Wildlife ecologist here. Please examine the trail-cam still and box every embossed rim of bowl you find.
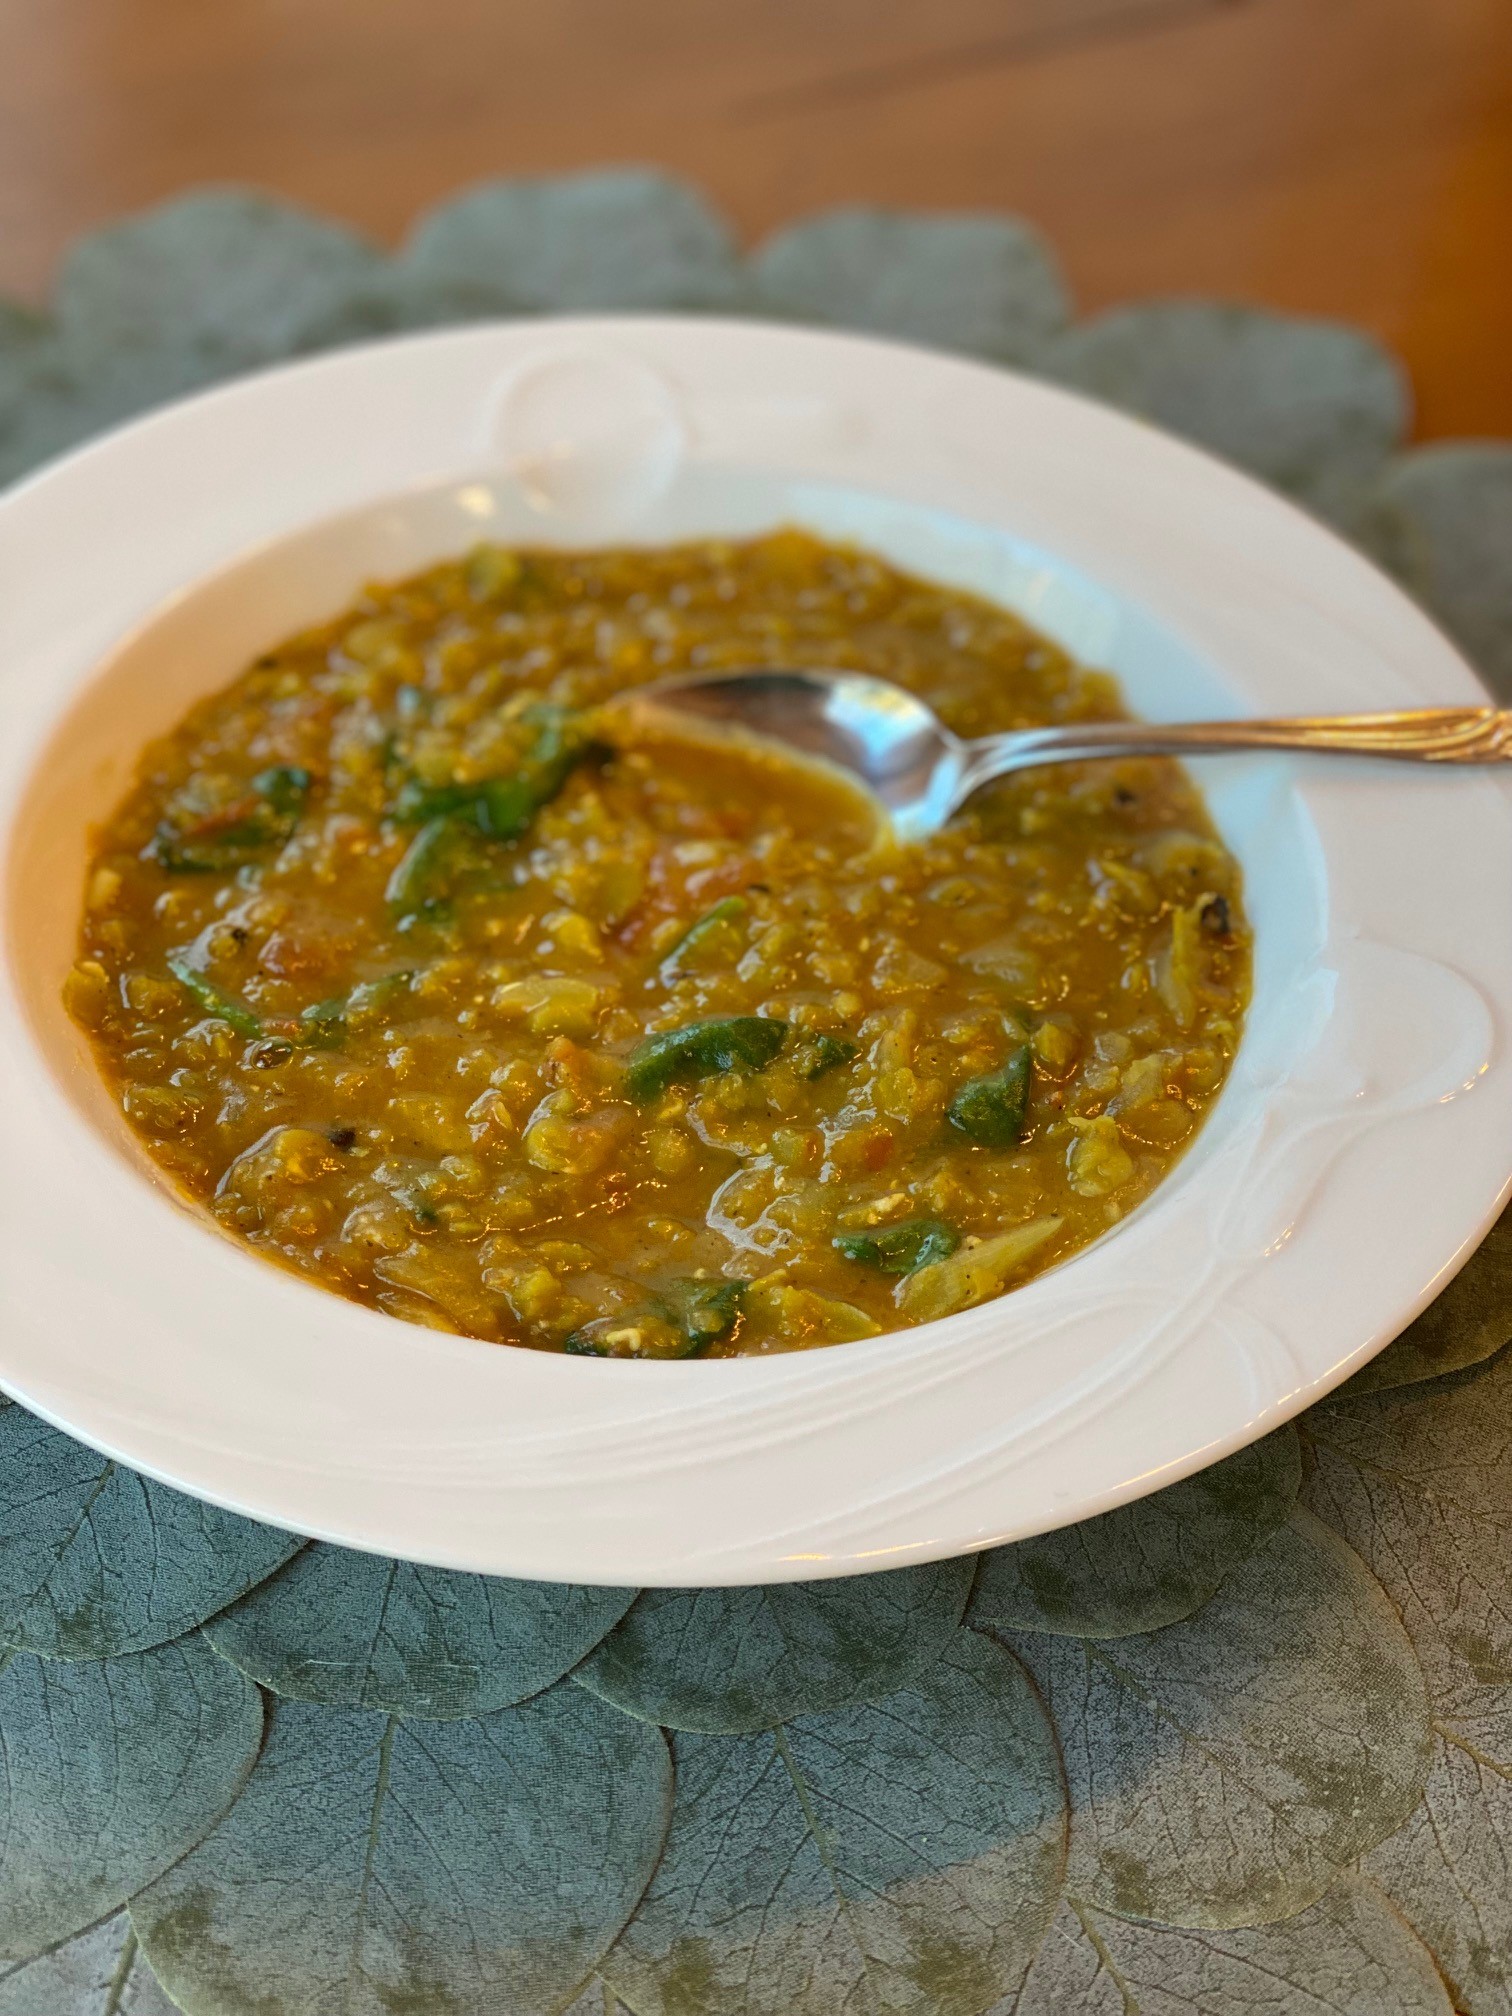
[1,318,1509,1585]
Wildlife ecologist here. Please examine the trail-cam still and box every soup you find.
[66,531,1249,1355]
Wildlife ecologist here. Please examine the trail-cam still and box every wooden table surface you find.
[1,0,1508,437]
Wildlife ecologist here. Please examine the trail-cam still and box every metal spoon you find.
[616,669,1512,841]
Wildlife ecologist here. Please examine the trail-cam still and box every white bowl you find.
[1,319,1509,1585]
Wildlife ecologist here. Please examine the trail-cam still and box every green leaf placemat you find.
[203,1544,634,1717]
[2,170,1511,2014]
[0,1406,302,1659]
[131,1684,672,2016]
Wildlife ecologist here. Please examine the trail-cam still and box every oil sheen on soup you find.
[67,532,1251,1357]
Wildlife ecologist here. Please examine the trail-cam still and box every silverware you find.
[615,669,1512,840]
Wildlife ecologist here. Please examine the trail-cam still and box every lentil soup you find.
[67,531,1250,1356]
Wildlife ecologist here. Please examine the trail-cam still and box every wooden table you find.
[1,0,1508,437]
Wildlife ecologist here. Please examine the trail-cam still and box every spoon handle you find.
[958,706,1512,795]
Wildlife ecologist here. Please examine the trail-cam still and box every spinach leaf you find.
[250,763,312,815]
[948,1043,1031,1147]
[565,1280,748,1360]
[149,763,311,873]
[834,1217,959,1275]
[165,951,262,1037]
[660,896,748,975]
[297,968,414,1046]
[392,772,532,837]
[673,1277,747,1350]
[564,1311,690,1359]
[625,1016,786,1102]
[384,813,457,914]
[796,1031,859,1080]
[387,707,594,914]
[897,1217,1061,1320]
[391,704,593,839]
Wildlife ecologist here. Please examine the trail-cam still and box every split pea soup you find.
[67,530,1250,1355]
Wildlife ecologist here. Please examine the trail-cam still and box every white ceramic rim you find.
[1,317,1509,1586]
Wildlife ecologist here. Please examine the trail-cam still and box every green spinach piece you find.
[386,707,594,913]
[661,896,748,974]
[165,951,262,1037]
[563,1310,685,1359]
[385,815,457,914]
[298,970,414,1046]
[833,1219,959,1275]
[673,1278,748,1350]
[391,705,593,841]
[566,1280,748,1359]
[149,765,311,873]
[391,774,532,838]
[252,764,312,815]
[948,1043,1031,1147]
[625,1016,786,1102]
[797,1032,860,1080]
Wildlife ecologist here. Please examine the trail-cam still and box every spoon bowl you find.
[613,668,966,840]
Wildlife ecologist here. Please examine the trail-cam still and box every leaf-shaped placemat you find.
[1301,1343,1512,1767]
[1339,1202,1512,1396]
[56,188,388,375]
[0,191,404,491]
[0,302,47,441]
[0,337,212,490]
[560,1985,631,2016]
[1043,300,1409,525]
[1002,1878,1453,2016]
[0,300,44,347]
[560,1983,628,2016]
[601,1630,1065,2016]
[575,1556,973,1731]
[1364,1733,1512,2016]
[0,1637,261,1960]
[1363,443,1512,701]
[1000,1510,1430,1927]
[204,1540,635,1716]
[0,1405,303,1658]
[401,168,744,319]
[969,1427,1300,1638]
[0,1912,178,2016]
[131,1681,672,2016]
[750,206,1070,365]
[6,173,1512,2016]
